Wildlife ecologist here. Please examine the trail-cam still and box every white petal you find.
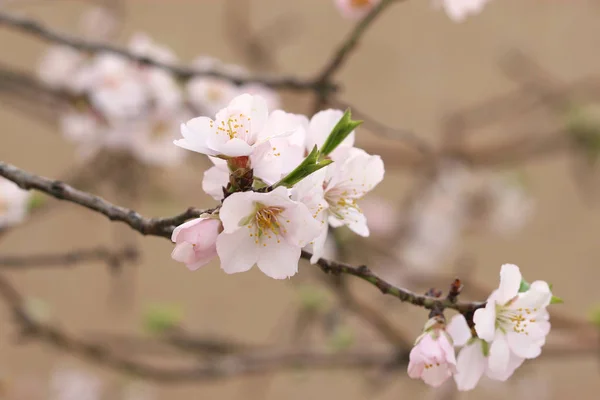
[219,192,259,233]
[495,264,522,304]
[447,314,472,347]
[307,109,355,153]
[454,342,486,391]
[486,351,524,381]
[506,331,542,359]
[308,222,329,264]
[202,166,229,201]
[280,203,322,248]
[487,334,510,375]
[215,138,254,157]
[256,239,301,279]
[216,229,259,274]
[473,302,496,342]
[257,110,302,144]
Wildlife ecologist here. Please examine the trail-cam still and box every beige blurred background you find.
[1,0,600,399]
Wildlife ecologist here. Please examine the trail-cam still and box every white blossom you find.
[0,177,30,229]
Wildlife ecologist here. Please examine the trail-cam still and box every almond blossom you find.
[473,264,552,375]
[304,109,356,161]
[408,317,457,387]
[447,314,525,391]
[175,94,301,158]
[0,177,30,229]
[307,148,385,262]
[334,0,381,20]
[434,0,490,22]
[216,187,322,279]
[171,217,221,271]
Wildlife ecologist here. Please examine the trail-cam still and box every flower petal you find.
[421,364,452,388]
[495,264,522,304]
[447,314,472,347]
[487,334,510,375]
[473,301,496,342]
[506,331,542,359]
[453,341,486,391]
[219,192,259,233]
[216,229,259,274]
[202,166,229,201]
[256,239,301,279]
[485,351,524,381]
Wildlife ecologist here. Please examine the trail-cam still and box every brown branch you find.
[0,161,484,314]
[0,11,335,93]
[0,246,138,270]
[330,97,435,157]
[316,0,402,84]
[0,273,401,382]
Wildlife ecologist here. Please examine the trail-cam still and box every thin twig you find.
[0,161,484,314]
[316,0,402,84]
[0,11,335,93]
[0,246,138,270]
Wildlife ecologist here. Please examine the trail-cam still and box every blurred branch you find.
[0,161,485,314]
[316,0,401,85]
[0,273,403,382]
[330,97,435,157]
[0,246,138,271]
[0,11,335,93]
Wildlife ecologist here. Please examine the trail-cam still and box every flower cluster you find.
[170,93,385,279]
[408,264,556,391]
[37,11,279,167]
[0,176,30,229]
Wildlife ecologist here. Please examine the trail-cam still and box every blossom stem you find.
[0,161,485,314]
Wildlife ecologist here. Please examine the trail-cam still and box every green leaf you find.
[550,295,564,305]
[518,279,530,293]
[480,339,490,357]
[143,304,183,335]
[272,145,333,189]
[319,109,363,157]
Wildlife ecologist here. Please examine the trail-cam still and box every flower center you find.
[324,183,362,221]
[496,305,539,335]
[246,205,288,246]
[213,113,252,142]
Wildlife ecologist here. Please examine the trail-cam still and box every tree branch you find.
[0,273,402,382]
[0,161,484,314]
[316,0,402,84]
[0,11,335,93]
[0,246,138,270]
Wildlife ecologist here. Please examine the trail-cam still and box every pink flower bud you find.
[171,218,221,271]
[408,320,457,387]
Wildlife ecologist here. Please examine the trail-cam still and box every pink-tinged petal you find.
[418,335,444,360]
[216,138,254,157]
[219,192,259,233]
[506,331,541,359]
[485,351,524,381]
[454,341,486,391]
[227,94,268,136]
[439,334,458,369]
[447,314,472,347]
[256,239,301,279]
[307,109,344,149]
[473,302,496,342]
[202,166,229,201]
[487,334,510,375]
[251,141,284,184]
[343,209,370,237]
[512,281,552,310]
[308,222,329,264]
[334,0,381,20]
[280,203,323,248]
[173,138,218,156]
[257,110,303,144]
[171,242,196,264]
[216,229,259,274]
[421,364,452,388]
[495,264,522,304]
[185,251,216,271]
[407,346,426,379]
[171,218,204,242]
